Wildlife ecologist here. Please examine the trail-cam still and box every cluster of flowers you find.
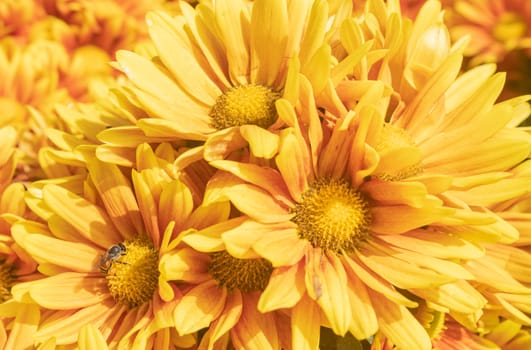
[0,0,530,349]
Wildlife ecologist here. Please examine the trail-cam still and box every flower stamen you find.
[104,236,159,309]
[291,178,372,253]
[209,84,281,130]
[208,251,273,293]
[0,259,16,302]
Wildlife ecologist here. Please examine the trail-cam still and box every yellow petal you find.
[89,158,143,240]
[159,247,210,283]
[174,280,226,335]
[204,290,243,349]
[253,224,305,267]
[313,253,352,336]
[371,201,454,234]
[240,125,280,159]
[291,294,321,350]
[19,233,100,273]
[29,273,110,309]
[346,265,378,339]
[78,323,109,350]
[43,184,123,248]
[411,280,487,313]
[35,300,117,344]
[209,159,293,208]
[276,129,309,202]
[259,262,305,312]
[231,293,280,350]
[148,13,220,105]
[250,0,288,86]
[362,180,429,208]
[4,304,39,350]
[370,289,431,350]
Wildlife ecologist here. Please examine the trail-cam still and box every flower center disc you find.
[105,237,159,309]
[208,251,273,293]
[291,178,371,253]
[0,259,16,302]
[209,84,281,130]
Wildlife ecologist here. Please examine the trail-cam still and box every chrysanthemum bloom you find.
[95,0,352,166]
[160,195,292,350]
[8,147,203,348]
[183,65,528,349]
[443,0,531,65]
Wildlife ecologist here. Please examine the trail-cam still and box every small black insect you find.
[99,243,127,274]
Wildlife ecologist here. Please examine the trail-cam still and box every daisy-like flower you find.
[160,189,291,350]
[8,146,202,348]
[443,0,531,65]
[95,0,351,165]
[184,68,520,349]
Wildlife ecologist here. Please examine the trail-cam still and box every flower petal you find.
[291,294,321,350]
[204,290,243,349]
[43,185,122,248]
[231,293,280,350]
[253,223,305,267]
[18,233,100,273]
[259,261,305,312]
[78,324,109,350]
[174,280,226,335]
[370,289,431,350]
[29,273,110,309]
[411,280,487,314]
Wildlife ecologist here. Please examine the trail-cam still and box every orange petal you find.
[4,304,39,350]
[362,180,429,208]
[276,128,309,202]
[345,265,378,339]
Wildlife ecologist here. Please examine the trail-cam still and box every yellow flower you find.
[160,205,291,349]
[7,146,201,348]
[184,67,520,348]
[95,0,351,165]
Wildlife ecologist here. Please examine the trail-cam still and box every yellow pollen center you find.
[374,123,422,181]
[104,237,159,309]
[208,251,273,293]
[291,178,371,253]
[493,12,527,43]
[0,259,16,302]
[209,84,281,130]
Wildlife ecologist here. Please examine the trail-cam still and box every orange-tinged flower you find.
[7,146,204,348]
[0,0,45,40]
[444,0,531,65]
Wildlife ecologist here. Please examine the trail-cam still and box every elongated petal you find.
[205,290,243,349]
[259,261,305,311]
[29,273,110,309]
[292,294,321,350]
[411,280,487,314]
[253,224,305,267]
[362,180,429,208]
[370,289,431,350]
[174,280,226,335]
[18,233,100,273]
[78,324,109,350]
[43,185,122,248]
[345,265,378,339]
[231,293,280,350]
[4,304,39,350]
